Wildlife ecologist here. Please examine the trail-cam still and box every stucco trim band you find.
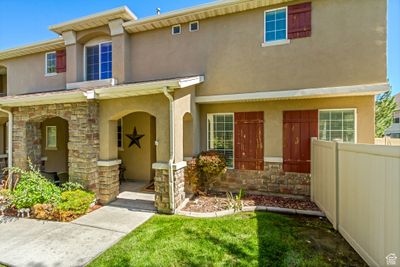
[0,76,204,107]
[195,83,389,104]
[97,159,122,167]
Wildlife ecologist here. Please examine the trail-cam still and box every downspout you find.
[0,107,12,189]
[163,87,175,213]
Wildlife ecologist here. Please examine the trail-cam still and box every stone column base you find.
[97,160,121,204]
[153,161,186,214]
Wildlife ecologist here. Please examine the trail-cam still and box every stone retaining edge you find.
[175,206,325,218]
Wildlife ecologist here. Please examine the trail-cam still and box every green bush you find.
[11,166,61,209]
[60,182,84,192]
[196,151,227,193]
[57,190,95,215]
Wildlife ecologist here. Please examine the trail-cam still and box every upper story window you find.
[85,42,112,81]
[172,25,181,35]
[189,21,199,32]
[262,3,311,47]
[264,8,287,43]
[45,52,57,75]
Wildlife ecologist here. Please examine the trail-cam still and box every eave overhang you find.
[195,83,390,104]
[49,6,137,34]
[0,76,204,107]
[123,0,294,33]
[0,38,65,61]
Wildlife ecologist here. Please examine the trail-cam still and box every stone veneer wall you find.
[12,101,100,194]
[98,164,120,204]
[212,162,310,196]
[154,166,185,213]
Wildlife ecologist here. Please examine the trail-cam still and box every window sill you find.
[45,73,57,77]
[118,147,124,152]
[46,147,58,151]
[66,78,117,90]
[261,39,290,47]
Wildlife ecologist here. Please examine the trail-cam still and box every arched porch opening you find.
[26,116,69,185]
[116,111,157,190]
[183,112,194,159]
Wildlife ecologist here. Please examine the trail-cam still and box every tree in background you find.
[375,88,397,137]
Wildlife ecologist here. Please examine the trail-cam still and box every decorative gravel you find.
[182,193,320,213]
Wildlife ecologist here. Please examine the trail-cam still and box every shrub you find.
[60,182,84,192]
[196,151,227,193]
[10,166,61,209]
[32,204,58,221]
[57,190,95,215]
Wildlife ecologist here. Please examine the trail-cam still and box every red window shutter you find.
[283,110,318,173]
[234,112,264,171]
[288,2,312,39]
[56,49,66,73]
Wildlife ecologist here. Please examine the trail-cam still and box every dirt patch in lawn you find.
[182,193,320,213]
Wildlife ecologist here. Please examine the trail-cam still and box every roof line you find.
[124,0,240,27]
[0,38,65,61]
[49,6,137,31]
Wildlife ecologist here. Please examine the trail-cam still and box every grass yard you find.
[89,212,366,267]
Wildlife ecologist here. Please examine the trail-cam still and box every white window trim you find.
[189,21,199,32]
[172,24,182,35]
[45,51,57,76]
[118,118,124,151]
[83,41,112,81]
[206,113,235,169]
[46,126,57,150]
[318,108,358,143]
[263,7,289,47]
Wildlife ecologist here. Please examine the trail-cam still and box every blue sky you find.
[0,0,399,94]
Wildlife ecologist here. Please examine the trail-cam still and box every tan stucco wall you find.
[174,86,199,162]
[118,112,156,181]
[99,94,170,162]
[0,52,66,96]
[41,117,69,173]
[199,95,375,158]
[0,0,386,96]
[129,0,386,96]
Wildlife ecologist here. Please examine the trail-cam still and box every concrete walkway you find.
[0,182,155,267]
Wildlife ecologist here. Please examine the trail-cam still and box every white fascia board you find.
[195,83,389,104]
[0,92,85,107]
[178,76,205,88]
[95,76,204,99]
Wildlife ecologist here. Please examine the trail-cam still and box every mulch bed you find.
[182,192,320,213]
[0,204,103,222]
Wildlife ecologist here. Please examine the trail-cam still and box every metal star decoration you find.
[126,127,145,148]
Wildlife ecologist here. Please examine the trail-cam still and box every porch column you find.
[98,116,120,204]
[152,162,186,214]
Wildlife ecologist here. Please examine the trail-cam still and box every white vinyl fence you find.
[311,139,400,267]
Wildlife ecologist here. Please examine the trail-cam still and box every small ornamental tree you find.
[375,88,397,137]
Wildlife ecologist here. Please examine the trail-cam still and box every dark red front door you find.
[283,110,318,173]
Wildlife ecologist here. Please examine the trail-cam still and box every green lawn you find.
[89,212,366,267]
